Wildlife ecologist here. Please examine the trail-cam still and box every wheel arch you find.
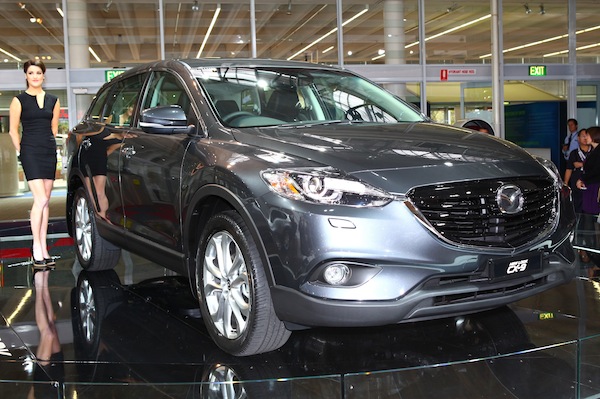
[183,184,276,290]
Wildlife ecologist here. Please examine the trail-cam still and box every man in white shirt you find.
[563,118,579,159]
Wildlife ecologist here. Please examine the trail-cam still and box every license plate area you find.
[488,252,543,280]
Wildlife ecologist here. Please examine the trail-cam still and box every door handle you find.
[121,145,136,158]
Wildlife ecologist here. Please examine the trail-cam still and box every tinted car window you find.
[88,87,111,124]
[142,71,193,117]
[103,73,147,127]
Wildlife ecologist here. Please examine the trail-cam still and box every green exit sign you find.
[529,65,546,76]
[105,69,126,82]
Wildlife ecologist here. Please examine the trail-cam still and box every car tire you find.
[196,211,291,356]
[72,270,124,360]
[73,186,121,271]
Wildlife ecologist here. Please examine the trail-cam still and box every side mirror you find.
[140,105,196,135]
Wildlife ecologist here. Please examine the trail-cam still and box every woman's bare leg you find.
[33,270,53,363]
[40,179,54,258]
[33,270,60,363]
[27,179,53,260]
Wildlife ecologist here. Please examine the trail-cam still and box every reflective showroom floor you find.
[1,212,600,398]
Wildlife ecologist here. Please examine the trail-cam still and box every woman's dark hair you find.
[587,126,600,144]
[24,59,46,74]
[23,59,46,88]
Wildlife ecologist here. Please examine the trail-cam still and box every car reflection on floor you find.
[1,222,600,398]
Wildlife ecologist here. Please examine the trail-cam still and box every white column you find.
[250,0,257,58]
[567,0,577,121]
[67,0,89,69]
[418,0,426,114]
[491,0,504,138]
[64,0,90,129]
[384,0,406,98]
[383,0,406,98]
[336,0,344,67]
[384,0,405,64]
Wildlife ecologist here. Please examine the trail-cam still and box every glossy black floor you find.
[1,216,600,398]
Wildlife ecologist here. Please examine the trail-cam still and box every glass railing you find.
[0,217,599,398]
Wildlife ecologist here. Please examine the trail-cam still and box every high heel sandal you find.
[44,257,56,269]
[32,259,47,270]
[31,246,48,270]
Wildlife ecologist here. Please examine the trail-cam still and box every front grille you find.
[408,177,557,248]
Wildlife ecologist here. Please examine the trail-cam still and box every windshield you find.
[193,66,425,128]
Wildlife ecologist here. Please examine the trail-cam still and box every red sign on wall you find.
[440,68,477,81]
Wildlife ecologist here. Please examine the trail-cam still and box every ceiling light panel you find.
[0,1,597,66]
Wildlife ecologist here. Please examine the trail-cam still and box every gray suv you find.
[66,59,576,356]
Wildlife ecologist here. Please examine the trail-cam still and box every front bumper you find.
[271,245,575,328]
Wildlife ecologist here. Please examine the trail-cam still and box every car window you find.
[88,88,111,123]
[103,73,147,127]
[194,66,424,127]
[142,71,193,115]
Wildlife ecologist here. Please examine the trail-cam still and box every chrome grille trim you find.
[407,177,558,249]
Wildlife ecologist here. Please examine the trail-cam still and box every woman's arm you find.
[51,98,60,137]
[8,97,22,152]
[564,168,573,185]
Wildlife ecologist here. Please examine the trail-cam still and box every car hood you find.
[231,122,549,194]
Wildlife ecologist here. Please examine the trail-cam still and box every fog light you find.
[323,263,351,285]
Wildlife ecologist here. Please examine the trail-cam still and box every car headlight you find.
[536,156,563,190]
[261,168,393,207]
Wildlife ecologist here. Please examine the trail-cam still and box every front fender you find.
[183,183,276,288]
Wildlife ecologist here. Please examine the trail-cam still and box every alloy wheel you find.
[74,195,92,262]
[78,278,97,343]
[205,365,246,399]
[202,231,250,339]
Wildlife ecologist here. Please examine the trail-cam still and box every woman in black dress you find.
[8,59,60,270]
[577,126,600,192]
[576,126,600,278]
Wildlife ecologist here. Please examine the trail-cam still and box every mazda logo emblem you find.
[496,184,524,214]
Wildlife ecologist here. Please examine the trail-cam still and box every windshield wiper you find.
[294,120,371,127]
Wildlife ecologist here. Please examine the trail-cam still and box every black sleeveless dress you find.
[17,92,58,181]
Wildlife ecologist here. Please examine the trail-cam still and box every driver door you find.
[119,71,197,253]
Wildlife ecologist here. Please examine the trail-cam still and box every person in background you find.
[577,127,600,191]
[8,59,59,270]
[575,126,600,279]
[564,128,591,214]
[563,118,579,160]
[119,105,134,125]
